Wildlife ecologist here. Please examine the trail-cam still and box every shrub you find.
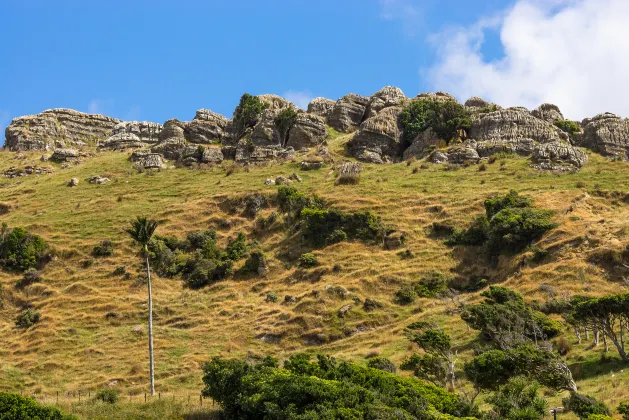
[183,256,233,289]
[446,215,489,246]
[394,284,418,305]
[0,392,74,419]
[276,186,322,220]
[301,207,386,247]
[399,99,471,145]
[366,357,397,373]
[112,265,127,276]
[92,240,114,257]
[94,389,119,404]
[484,190,533,219]
[265,292,278,303]
[232,93,267,139]
[15,269,41,289]
[488,207,557,253]
[298,253,318,268]
[563,393,610,419]
[16,308,41,329]
[555,120,581,137]
[274,107,298,145]
[225,232,249,261]
[0,225,49,271]
[487,376,547,420]
[414,273,450,298]
[326,229,348,245]
[240,249,267,275]
[618,402,629,420]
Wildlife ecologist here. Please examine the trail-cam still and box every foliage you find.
[276,186,323,221]
[94,389,119,404]
[484,190,533,219]
[124,217,158,254]
[554,120,581,137]
[225,232,249,261]
[618,402,629,420]
[447,215,489,246]
[486,377,547,420]
[15,308,41,329]
[399,98,472,145]
[366,357,397,373]
[414,273,450,298]
[202,354,477,419]
[300,207,386,247]
[92,239,114,257]
[298,253,318,268]
[0,224,49,272]
[240,249,266,275]
[0,392,75,419]
[394,284,418,305]
[563,393,610,419]
[274,107,298,145]
[265,292,278,303]
[183,256,233,289]
[233,93,267,139]
[15,269,41,289]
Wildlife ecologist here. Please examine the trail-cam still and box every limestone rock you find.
[338,304,352,318]
[287,113,327,150]
[327,94,370,132]
[575,113,629,160]
[130,150,167,170]
[88,176,110,184]
[101,133,144,150]
[51,148,80,162]
[402,128,440,160]
[476,138,536,157]
[348,106,404,163]
[185,109,229,144]
[430,150,449,164]
[235,143,295,163]
[364,86,407,119]
[101,121,162,149]
[300,161,322,170]
[465,97,490,108]
[288,173,303,182]
[532,141,588,170]
[5,108,120,151]
[532,104,564,124]
[307,97,335,118]
[415,91,457,103]
[469,108,563,144]
[68,178,79,187]
[251,110,282,146]
[151,119,187,160]
[447,145,480,164]
[258,94,298,112]
[200,147,224,164]
[275,176,291,185]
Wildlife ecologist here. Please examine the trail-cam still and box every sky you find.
[1,0,629,145]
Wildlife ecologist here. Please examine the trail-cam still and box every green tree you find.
[487,377,547,420]
[124,216,159,395]
[563,393,610,419]
[232,93,267,139]
[399,98,471,145]
[274,107,298,146]
[0,392,75,419]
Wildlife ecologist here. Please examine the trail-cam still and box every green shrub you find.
[399,98,471,145]
[394,284,418,305]
[484,190,533,219]
[563,393,610,419]
[94,389,119,404]
[298,253,318,268]
[446,215,489,246]
[183,257,233,289]
[274,107,298,145]
[233,93,268,139]
[487,376,547,420]
[366,357,397,373]
[0,225,49,271]
[265,292,278,303]
[488,207,557,253]
[301,207,386,247]
[554,120,581,137]
[225,232,248,261]
[326,229,347,244]
[240,249,267,275]
[15,269,41,289]
[16,308,41,329]
[414,273,450,298]
[0,392,74,419]
[92,239,114,257]
[618,402,629,420]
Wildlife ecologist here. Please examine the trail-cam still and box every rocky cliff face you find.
[4,88,627,170]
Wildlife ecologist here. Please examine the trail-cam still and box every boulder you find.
[364,86,407,119]
[235,144,295,163]
[68,178,79,187]
[51,148,80,162]
[327,94,370,132]
[384,232,406,250]
[130,150,167,170]
[251,109,282,146]
[415,91,457,103]
[574,113,629,160]
[88,176,110,184]
[531,142,588,170]
[300,161,322,170]
[151,119,188,160]
[430,150,449,164]
[275,176,291,185]
[307,97,336,118]
[287,113,327,149]
[101,132,144,150]
[476,138,536,157]
[348,106,404,163]
[402,128,440,160]
[288,173,303,182]
[338,304,352,318]
[447,145,480,164]
[258,94,298,112]
[101,121,162,149]
[5,108,121,151]
[185,109,229,144]
[532,103,564,124]
[469,108,564,144]
[464,96,490,108]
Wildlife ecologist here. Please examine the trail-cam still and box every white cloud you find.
[427,0,629,120]
[87,99,113,115]
[282,90,313,110]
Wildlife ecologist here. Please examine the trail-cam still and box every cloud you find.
[87,99,113,115]
[378,0,423,35]
[282,90,313,110]
[427,0,629,120]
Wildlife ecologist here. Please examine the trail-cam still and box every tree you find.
[124,216,159,395]
[563,393,610,419]
[401,322,458,389]
[487,377,547,420]
[232,93,267,139]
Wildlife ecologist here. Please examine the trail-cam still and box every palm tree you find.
[125,216,159,395]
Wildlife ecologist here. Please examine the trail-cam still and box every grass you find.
[1,145,629,418]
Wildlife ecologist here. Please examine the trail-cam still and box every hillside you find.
[2,89,629,418]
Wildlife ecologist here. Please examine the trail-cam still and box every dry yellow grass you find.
[1,145,629,417]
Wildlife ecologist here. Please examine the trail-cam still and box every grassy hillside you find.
[1,138,629,417]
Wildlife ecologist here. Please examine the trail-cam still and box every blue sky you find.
[2,0,629,145]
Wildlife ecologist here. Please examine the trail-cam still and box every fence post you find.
[56,391,59,404]
[158,392,161,400]
[145,392,147,403]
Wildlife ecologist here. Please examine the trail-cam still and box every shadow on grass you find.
[569,353,628,381]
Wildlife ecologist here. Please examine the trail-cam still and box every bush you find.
[298,253,318,268]
[394,284,418,305]
[555,120,581,137]
[0,392,74,419]
[400,99,471,145]
[240,250,267,275]
[0,225,49,271]
[15,269,41,289]
[488,207,557,253]
[16,308,41,329]
[183,256,233,289]
[563,393,610,419]
[300,207,386,247]
[276,186,322,220]
[265,292,278,303]
[484,190,533,219]
[618,402,629,420]
[225,232,248,261]
[446,215,489,246]
[366,357,397,373]
[92,240,114,257]
[94,389,119,404]
[274,107,298,145]
[414,273,450,298]
[233,93,267,139]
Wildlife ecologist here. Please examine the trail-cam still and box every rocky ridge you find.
[5,88,629,170]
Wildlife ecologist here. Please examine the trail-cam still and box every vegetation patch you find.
[0,392,74,419]
[0,224,49,272]
[399,98,471,145]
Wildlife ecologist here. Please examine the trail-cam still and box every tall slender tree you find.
[125,216,159,395]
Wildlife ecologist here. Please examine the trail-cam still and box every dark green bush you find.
[618,402,629,420]
[0,225,49,271]
[399,98,471,145]
[16,308,41,329]
[554,120,581,137]
[225,232,249,261]
[240,249,267,275]
[274,107,298,145]
[563,393,610,419]
[394,284,418,305]
[486,376,547,420]
[414,273,450,298]
[183,257,233,289]
[265,292,278,303]
[276,186,323,221]
[484,190,533,219]
[92,240,114,257]
[366,357,397,373]
[0,392,74,419]
[15,269,41,289]
[233,93,267,139]
[447,215,489,246]
[487,207,557,253]
[298,253,318,268]
[300,207,386,247]
[326,229,347,244]
[94,389,119,404]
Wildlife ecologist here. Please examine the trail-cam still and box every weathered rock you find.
[135,153,166,170]
[287,113,327,149]
[447,145,480,164]
[251,109,282,146]
[102,133,144,150]
[40,155,49,162]
[200,147,224,164]
[288,173,303,182]
[300,161,322,170]
[384,232,406,250]
[430,150,449,164]
[68,178,79,187]
[307,97,335,118]
[415,91,457,103]
[51,148,80,162]
[532,141,588,170]
[258,94,298,112]
[327,94,370,132]
[402,128,440,160]
[5,108,120,151]
[465,96,490,108]
[151,119,187,160]
[185,109,229,144]
[469,108,564,144]
[88,176,110,184]
[338,304,352,318]
[275,176,292,185]
[476,138,536,157]
[575,113,629,160]
[101,121,162,149]
[3,166,54,178]
[264,178,275,185]
[235,143,295,163]
[364,86,407,119]
[532,103,564,124]
[348,106,404,163]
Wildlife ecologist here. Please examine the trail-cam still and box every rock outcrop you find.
[327,94,370,132]
[469,108,564,144]
[364,86,407,119]
[348,106,404,163]
[185,109,229,144]
[531,141,588,170]
[307,98,335,118]
[575,113,629,160]
[5,109,120,150]
[130,150,167,170]
[258,94,298,112]
[101,121,162,149]
[287,113,327,149]
[51,148,80,162]
[151,119,188,160]
[532,103,564,124]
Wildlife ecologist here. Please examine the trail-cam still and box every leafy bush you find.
[94,389,119,404]
[298,253,318,268]
[265,292,278,303]
[233,93,267,139]
[15,269,41,289]
[0,225,49,271]
[618,402,629,420]
[563,393,610,419]
[394,284,418,305]
[366,357,397,373]
[240,249,267,275]
[326,229,348,244]
[399,98,471,145]
[274,107,298,145]
[225,232,248,261]
[276,186,323,221]
[484,190,533,219]
[16,308,41,329]
[300,207,386,247]
[486,377,547,420]
[183,257,233,289]
[447,215,489,246]
[555,120,581,137]
[488,207,557,253]
[92,240,114,257]
[415,274,450,298]
[0,392,74,419]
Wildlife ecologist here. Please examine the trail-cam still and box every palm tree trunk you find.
[146,254,155,396]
